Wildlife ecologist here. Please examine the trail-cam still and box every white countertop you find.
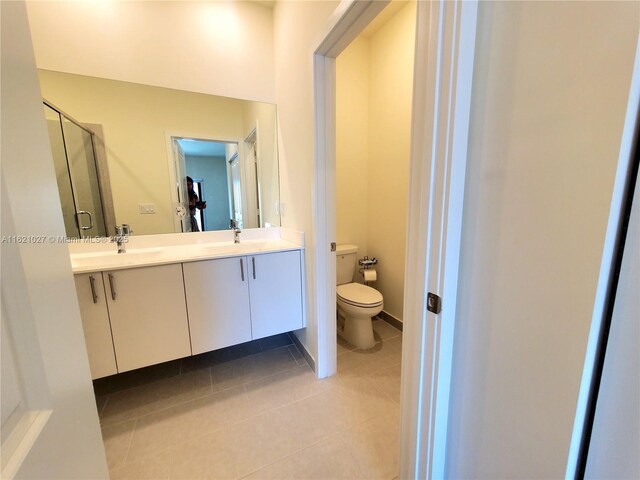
[69,228,304,274]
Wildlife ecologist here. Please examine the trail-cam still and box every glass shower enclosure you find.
[44,102,107,238]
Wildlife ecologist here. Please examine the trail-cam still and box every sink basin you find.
[198,240,282,256]
[71,247,164,270]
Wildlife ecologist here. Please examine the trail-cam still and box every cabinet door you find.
[105,264,191,372]
[248,250,303,339]
[183,257,252,354]
[74,273,117,379]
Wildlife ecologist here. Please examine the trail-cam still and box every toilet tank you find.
[336,244,358,285]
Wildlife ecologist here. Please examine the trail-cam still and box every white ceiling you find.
[177,139,228,157]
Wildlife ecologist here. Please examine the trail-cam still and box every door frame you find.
[566,37,640,479]
[312,0,478,477]
[165,132,242,233]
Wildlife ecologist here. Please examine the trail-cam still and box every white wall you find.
[445,2,639,477]
[335,3,416,321]
[1,2,108,477]
[585,191,640,478]
[273,0,341,360]
[26,0,275,103]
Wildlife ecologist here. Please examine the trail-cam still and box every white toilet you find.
[336,244,383,349]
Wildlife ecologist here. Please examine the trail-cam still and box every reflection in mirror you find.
[38,70,280,237]
[173,138,249,233]
[44,102,109,238]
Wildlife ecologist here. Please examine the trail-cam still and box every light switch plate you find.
[139,203,156,214]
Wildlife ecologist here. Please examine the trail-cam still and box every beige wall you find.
[336,36,370,260]
[336,3,416,321]
[273,0,341,360]
[26,1,275,103]
[446,1,639,477]
[366,3,415,321]
[39,70,277,235]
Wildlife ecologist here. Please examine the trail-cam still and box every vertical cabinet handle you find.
[108,273,116,300]
[252,257,256,279]
[89,275,98,304]
[240,258,245,282]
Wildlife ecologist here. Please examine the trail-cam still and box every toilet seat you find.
[337,283,383,308]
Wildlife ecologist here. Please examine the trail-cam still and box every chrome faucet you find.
[230,219,241,244]
[113,224,132,254]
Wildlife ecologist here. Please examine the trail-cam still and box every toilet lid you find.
[337,283,383,307]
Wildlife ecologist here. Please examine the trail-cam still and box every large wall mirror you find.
[39,69,280,237]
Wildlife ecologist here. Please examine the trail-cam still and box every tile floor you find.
[94,319,403,479]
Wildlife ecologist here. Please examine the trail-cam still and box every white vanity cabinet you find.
[104,264,192,372]
[74,273,118,379]
[73,245,304,378]
[248,250,303,339]
[183,256,253,354]
[183,250,303,346]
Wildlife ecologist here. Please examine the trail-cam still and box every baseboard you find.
[379,310,403,331]
[288,332,316,372]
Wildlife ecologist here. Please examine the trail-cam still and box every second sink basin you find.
[71,247,165,270]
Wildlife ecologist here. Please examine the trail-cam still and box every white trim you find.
[1,409,52,480]
[565,34,640,480]
[312,0,389,380]
[312,1,478,477]
[399,2,478,478]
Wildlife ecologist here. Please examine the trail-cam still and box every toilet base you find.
[337,310,376,349]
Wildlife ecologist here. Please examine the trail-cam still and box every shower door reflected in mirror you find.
[44,103,107,238]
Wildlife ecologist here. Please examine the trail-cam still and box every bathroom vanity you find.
[70,228,304,379]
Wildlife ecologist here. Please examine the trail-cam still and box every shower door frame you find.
[43,99,110,238]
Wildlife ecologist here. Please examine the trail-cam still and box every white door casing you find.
[566,34,640,479]
[399,2,478,478]
[313,0,390,380]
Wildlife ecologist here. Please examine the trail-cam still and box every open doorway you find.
[175,138,232,232]
[334,1,414,350]
[169,136,263,233]
[170,135,264,233]
[313,1,478,478]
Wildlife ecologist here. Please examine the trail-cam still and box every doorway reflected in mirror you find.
[173,138,250,233]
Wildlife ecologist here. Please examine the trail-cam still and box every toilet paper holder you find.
[358,256,378,270]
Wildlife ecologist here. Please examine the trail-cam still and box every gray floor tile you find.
[100,369,212,427]
[180,340,262,373]
[93,359,181,396]
[372,319,402,341]
[127,385,251,463]
[288,344,308,366]
[96,330,403,479]
[258,332,293,351]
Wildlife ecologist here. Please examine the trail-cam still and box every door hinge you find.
[427,292,442,314]
[330,242,336,252]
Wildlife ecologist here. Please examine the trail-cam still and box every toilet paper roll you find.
[363,269,377,283]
